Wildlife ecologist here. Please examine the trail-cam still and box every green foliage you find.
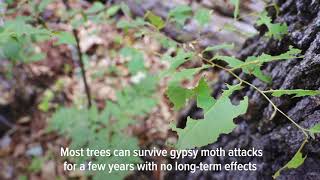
[171,84,248,149]
[54,31,76,45]
[286,151,306,169]
[166,85,194,110]
[168,5,193,26]
[213,47,301,83]
[106,5,121,17]
[194,8,211,26]
[28,157,44,173]
[0,18,51,62]
[38,90,54,112]
[86,2,105,14]
[273,150,306,178]
[29,0,52,15]
[165,49,194,71]
[116,18,147,30]
[257,11,288,39]
[193,78,216,112]
[265,89,320,97]
[120,2,131,18]
[18,175,28,180]
[49,76,157,180]
[145,11,165,30]
[169,66,209,84]
[166,74,211,110]
[120,47,145,74]
[4,1,317,178]
[309,123,320,138]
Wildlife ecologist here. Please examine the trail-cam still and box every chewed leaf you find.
[266,89,320,97]
[214,47,301,83]
[168,49,194,71]
[193,78,216,112]
[286,151,306,169]
[172,83,248,149]
[166,75,212,110]
[166,85,194,110]
[257,11,288,39]
[273,151,306,178]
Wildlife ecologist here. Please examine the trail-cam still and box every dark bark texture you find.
[168,0,320,179]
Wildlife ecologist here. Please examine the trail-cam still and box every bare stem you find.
[62,0,92,108]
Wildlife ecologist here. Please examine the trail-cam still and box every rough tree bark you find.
[168,0,320,179]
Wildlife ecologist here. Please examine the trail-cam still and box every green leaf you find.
[167,49,194,71]
[230,0,240,19]
[106,5,121,16]
[28,52,46,62]
[257,11,288,39]
[54,31,76,45]
[120,47,145,74]
[120,2,131,17]
[169,5,193,25]
[214,47,301,83]
[286,151,306,169]
[166,85,194,110]
[167,75,213,111]
[127,58,145,74]
[145,11,165,30]
[203,43,234,52]
[194,8,211,26]
[266,89,320,98]
[169,65,209,83]
[28,157,44,173]
[309,123,320,138]
[172,84,248,149]
[273,151,306,178]
[213,55,243,67]
[116,18,147,30]
[193,78,216,112]
[86,2,105,14]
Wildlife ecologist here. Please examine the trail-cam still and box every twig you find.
[198,55,309,137]
[62,0,92,108]
[73,29,92,108]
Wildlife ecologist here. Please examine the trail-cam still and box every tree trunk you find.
[168,0,320,179]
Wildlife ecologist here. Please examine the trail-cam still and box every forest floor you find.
[0,0,263,179]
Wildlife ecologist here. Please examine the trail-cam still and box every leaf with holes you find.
[171,84,248,149]
[266,89,320,98]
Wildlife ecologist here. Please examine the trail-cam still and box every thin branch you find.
[73,29,92,108]
[199,55,309,137]
[62,0,92,108]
